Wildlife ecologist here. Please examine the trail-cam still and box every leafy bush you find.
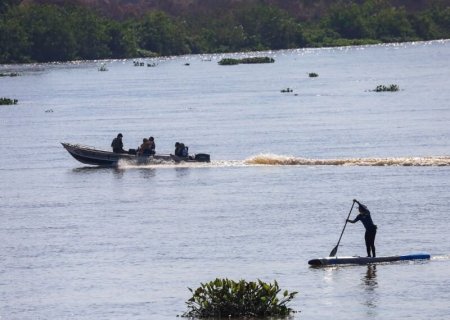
[0,72,20,77]
[0,97,18,105]
[374,84,399,92]
[218,58,241,65]
[182,278,298,318]
[218,57,274,65]
[240,57,275,64]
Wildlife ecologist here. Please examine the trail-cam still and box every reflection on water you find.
[361,265,379,316]
[363,265,378,290]
[70,165,160,179]
[175,167,191,178]
[71,166,114,174]
[137,168,156,179]
[70,166,127,179]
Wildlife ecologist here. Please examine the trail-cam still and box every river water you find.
[1,40,450,319]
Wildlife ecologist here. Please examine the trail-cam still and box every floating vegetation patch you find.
[133,60,145,66]
[98,64,108,71]
[0,97,18,105]
[309,72,319,77]
[218,58,239,65]
[0,72,20,77]
[182,278,298,318]
[374,84,399,92]
[218,56,275,65]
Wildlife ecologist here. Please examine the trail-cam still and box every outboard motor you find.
[195,153,210,162]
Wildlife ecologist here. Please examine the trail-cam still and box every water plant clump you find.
[308,72,318,77]
[218,57,275,65]
[0,72,20,77]
[182,278,298,318]
[240,57,274,64]
[0,97,18,105]
[218,58,240,65]
[98,64,108,71]
[374,84,399,92]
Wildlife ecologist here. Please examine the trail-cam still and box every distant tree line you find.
[0,0,449,64]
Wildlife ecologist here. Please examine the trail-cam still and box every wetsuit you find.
[350,211,377,257]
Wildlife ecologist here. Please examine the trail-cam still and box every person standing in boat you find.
[111,133,126,153]
[347,199,377,257]
[148,136,156,155]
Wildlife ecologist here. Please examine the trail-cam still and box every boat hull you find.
[308,253,431,266]
[61,143,209,166]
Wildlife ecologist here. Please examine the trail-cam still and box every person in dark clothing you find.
[138,138,153,156]
[347,199,378,257]
[111,133,126,153]
[148,136,156,155]
[174,142,183,157]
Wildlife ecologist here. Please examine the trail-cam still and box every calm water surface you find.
[1,40,450,319]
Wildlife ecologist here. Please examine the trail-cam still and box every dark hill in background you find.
[20,0,435,20]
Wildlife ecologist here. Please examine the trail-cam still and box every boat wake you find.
[245,154,450,167]
[431,254,450,261]
[117,154,450,169]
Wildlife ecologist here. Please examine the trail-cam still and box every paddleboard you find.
[308,253,431,266]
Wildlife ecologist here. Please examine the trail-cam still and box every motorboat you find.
[61,142,210,166]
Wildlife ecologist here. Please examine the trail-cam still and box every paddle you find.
[329,200,356,257]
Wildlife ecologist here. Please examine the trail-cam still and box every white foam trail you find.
[115,154,450,169]
[117,159,246,169]
[431,255,450,261]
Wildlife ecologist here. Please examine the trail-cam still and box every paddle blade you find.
[329,245,338,257]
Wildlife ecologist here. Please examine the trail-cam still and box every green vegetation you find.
[374,84,400,92]
[182,278,298,318]
[0,72,20,76]
[218,56,275,65]
[98,63,108,71]
[0,0,449,64]
[218,58,240,65]
[0,97,18,105]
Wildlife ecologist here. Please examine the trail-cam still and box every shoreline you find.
[1,39,448,68]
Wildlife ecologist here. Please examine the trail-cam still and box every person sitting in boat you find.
[174,142,189,157]
[181,143,188,157]
[347,199,377,257]
[148,136,156,155]
[111,133,126,153]
[174,142,182,157]
[138,138,153,156]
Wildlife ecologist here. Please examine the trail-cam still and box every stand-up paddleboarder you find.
[347,199,378,257]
